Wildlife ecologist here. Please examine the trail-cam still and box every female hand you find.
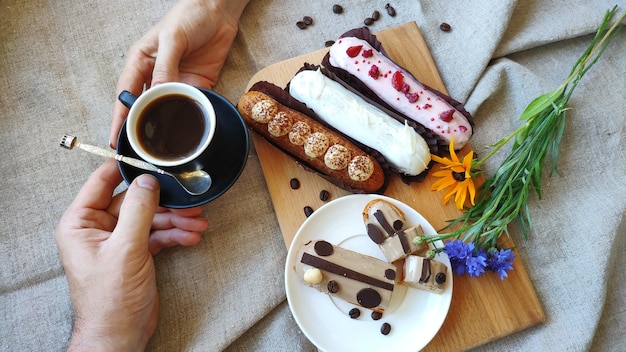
[55,159,208,350]
[109,0,249,148]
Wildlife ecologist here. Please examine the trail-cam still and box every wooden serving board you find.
[245,22,545,351]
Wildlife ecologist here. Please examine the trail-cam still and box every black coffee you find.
[137,94,208,162]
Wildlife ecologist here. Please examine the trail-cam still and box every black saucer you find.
[117,88,249,208]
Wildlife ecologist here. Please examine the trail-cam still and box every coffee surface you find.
[137,94,208,161]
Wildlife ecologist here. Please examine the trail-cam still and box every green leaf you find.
[519,87,564,121]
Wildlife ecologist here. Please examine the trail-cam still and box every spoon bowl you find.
[162,169,212,196]
[60,134,212,195]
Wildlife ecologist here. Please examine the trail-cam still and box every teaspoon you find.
[60,134,212,195]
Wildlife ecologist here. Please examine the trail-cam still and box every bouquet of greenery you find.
[423,6,625,280]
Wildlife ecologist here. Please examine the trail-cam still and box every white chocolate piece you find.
[400,255,448,294]
[329,37,473,149]
[295,240,397,312]
[289,69,431,176]
[303,268,323,284]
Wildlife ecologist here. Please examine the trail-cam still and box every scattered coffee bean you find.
[440,22,451,32]
[319,189,330,201]
[304,206,314,217]
[385,3,396,17]
[303,16,313,26]
[372,10,380,21]
[371,311,383,320]
[364,17,375,26]
[332,4,343,14]
[349,308,361,319]
[289,178,300,189]
[327,280,339,293]
[296,21,307,29]
[380,322,392,335]
[325,40,335,47]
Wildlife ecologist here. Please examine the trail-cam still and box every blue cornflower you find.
[486,248,515,280]
[444,240,475,275]
[444,239,473,259]
[465,250,487,277]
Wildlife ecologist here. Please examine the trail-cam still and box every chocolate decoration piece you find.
[435,272,446,284]
[314,240,334,256]
[300,252,394,291]
[392,219,404,231]
[357,288,382,308]
[373,209,394,235]
[396,230,411,254]
[419,258,431,284]
[327,280,339,293]
[366,223,386,244]
[384,269,396,281]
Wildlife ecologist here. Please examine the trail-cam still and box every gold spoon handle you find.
[60,134,164,174]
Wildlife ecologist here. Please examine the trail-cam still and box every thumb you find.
[151,31,184,86]
[111,174,160,248]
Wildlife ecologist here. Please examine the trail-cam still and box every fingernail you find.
[136,174,160,191]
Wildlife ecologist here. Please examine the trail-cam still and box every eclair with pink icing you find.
[326,34,473,149]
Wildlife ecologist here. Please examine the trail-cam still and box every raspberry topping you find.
[362,49,373,58]
[368,65,380,79]
[391,71,404,91]
[406,92,419,103]
[439,109,455,122]
[346,45,363,58]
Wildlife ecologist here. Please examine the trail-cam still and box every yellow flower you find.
[430,138,476,210]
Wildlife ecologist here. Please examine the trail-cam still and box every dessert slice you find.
[295,239,397,312]
[400,255,448,294]
[363,199,427,262]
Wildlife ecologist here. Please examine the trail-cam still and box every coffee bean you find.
[364,17,375,26]
[296,21,307,29]
[303,16,313,25]
[371,311,383,320]
[381,322,392,335]
[319,189,330,201]
[385,4,396,17]
[325,40,335,47]
[372,10,380,21]
[332,4,343,14]
[304,206,314,217]
[327,280,339,293]
[289,178,300,189]
[440,22,451,32]
[349,308,361,319]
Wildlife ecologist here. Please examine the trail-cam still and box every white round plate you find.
[285,194,452,352]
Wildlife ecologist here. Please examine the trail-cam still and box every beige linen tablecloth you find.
[1,1,624,351]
